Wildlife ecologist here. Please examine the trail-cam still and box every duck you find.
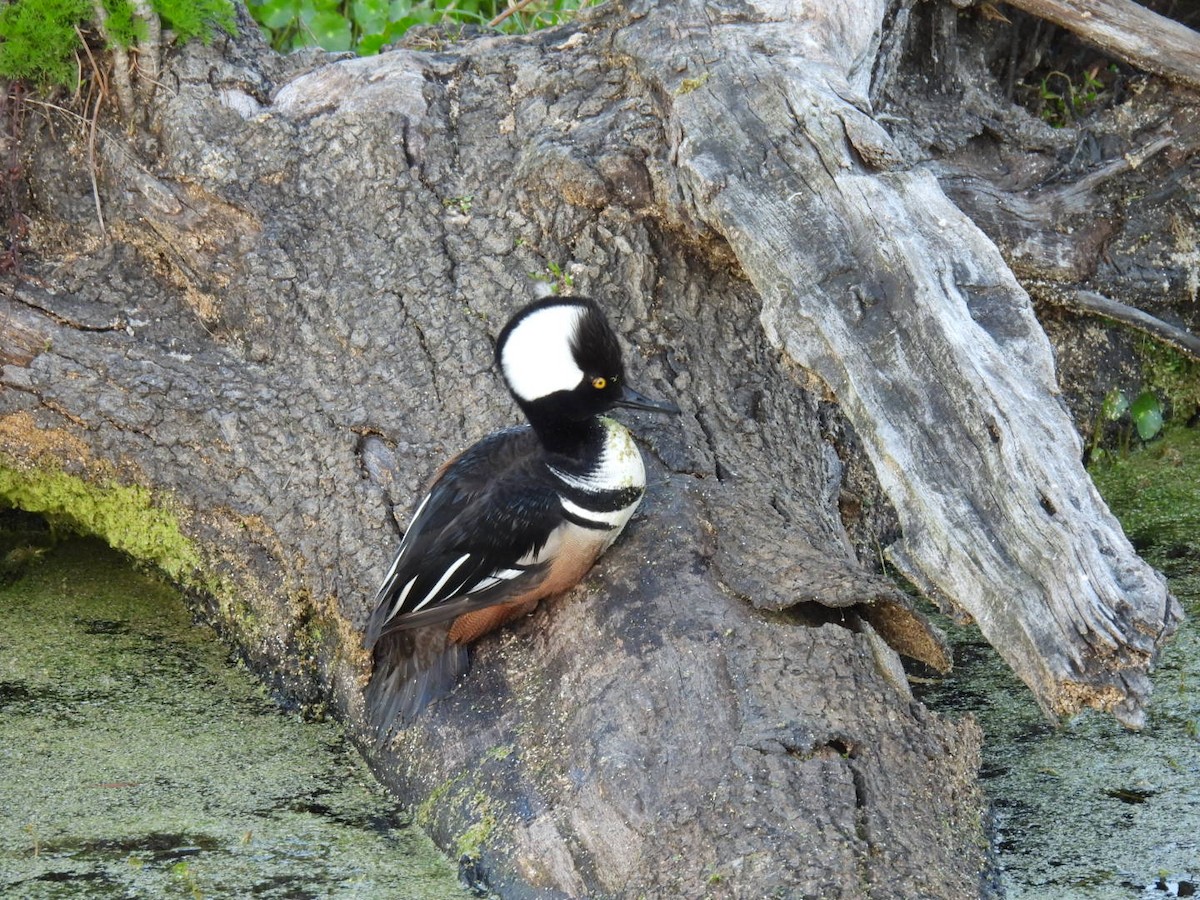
[363,296,679,741]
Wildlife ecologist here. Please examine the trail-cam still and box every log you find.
[611,0,1177,725]
[0,0,1182,894]
[1005,0,1200,89]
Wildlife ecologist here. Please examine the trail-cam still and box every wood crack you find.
[0,279,126,333]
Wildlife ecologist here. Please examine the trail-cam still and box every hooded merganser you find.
[364,297,679,740]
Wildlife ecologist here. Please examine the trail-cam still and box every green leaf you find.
[306,9,352,49]
[1102,388,1129,421]
[356,31,386,54]
[1130,391,1164,441]
[352,0,388,32]
[251,0,299,30]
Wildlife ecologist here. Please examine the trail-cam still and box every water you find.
[918,429,1200,899]
[0,529,472,899]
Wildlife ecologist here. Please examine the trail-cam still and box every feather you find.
[365,625,469,746]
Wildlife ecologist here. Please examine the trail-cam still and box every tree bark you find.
[1,0,1187,895]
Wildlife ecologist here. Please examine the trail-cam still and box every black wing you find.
[363,426,562,649]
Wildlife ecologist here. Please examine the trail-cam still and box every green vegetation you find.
[920,426,1200,896]
[1089,344,1200,461]
[99,0,235,47]
[1138,340,1200,423]
[0,0,235,88]
[454,796,497,860]
[0,464,202,581]
[246,0,599,54]
[0,534,470,897]
[0,0,595,98]
[1092,387,1163,457]
[1033,65,1113,127]
[0,0,89,86]
[531,259,574,294]
[1089,425,1200,555]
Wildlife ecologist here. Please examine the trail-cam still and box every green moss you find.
[415,774,506,863]
[454,794,497,860]
[0,464,202,583]
[415,772,465,829]
[1137,340,1200,422]
[483,743,515,762]
[151,0,237,43]
[0,0,234,88]
[1088,425,1200,558]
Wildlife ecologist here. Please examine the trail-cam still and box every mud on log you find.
[0,0,1186,895]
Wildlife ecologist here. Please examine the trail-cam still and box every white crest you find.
[500,303,587,402]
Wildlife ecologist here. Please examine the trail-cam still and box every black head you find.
[495,297,679,431]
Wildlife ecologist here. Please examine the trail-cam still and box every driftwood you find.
[1004,0,1200,88]
[0,0,1191,895]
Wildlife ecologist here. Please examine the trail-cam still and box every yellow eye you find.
[592,377,607,390]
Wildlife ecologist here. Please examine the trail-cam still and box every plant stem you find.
[90,0,136,121]
[131,0,162,105]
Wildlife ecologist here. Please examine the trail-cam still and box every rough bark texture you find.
[608,0,1178,728]
[2,0,1194,895]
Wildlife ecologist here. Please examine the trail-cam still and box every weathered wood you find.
[1,8,991,894]
[613,0,1177,726]
[1007,0,1200,89]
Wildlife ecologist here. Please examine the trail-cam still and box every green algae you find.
[0,531,472,899]
[1088,426,1200,561]
[0,465,202,582]
[917,425,1200,899]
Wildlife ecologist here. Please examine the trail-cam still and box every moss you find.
[415,773,507,864]
[1088,425,1200,558]
[483,743,516,762]
[454,797,497,861]
[0,0,235,88]
[0,0,89,87]
[416,772,466,830]
[0,464,202,582]
[1137,340,1200,423]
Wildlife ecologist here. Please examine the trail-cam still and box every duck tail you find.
[364,626,470,747]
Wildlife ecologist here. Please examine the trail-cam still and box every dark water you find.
[0,534,472,899]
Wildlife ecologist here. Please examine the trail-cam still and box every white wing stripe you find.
[560,495,627,528]
[409,553,472,614]
[381,575,419,625]
[467,576,501,594]
[376,491,433,593]
[465,567,526,595]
